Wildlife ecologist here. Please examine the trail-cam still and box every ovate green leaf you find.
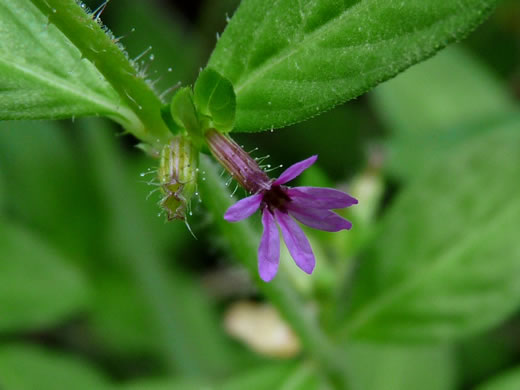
[209,0,498,132]
[0,1,136,126]
[339,116,520,342]
[0,221,89,331]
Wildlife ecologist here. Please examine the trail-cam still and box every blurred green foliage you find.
[0,0,519,389]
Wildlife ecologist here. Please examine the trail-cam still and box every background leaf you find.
[0,1,136,126]
[339,116,520,342]
[0,168,4,212]
[117,379,205,390]
[348,343,455,390]
[477,367,520,390]
[0,120,102,258]
[116,363,318,390]
[0,221,89,332]
[370,45,518,178]
[0,345,110,390]
[220,362,318,390]
[208,0,498,132]
[372,45,516,137]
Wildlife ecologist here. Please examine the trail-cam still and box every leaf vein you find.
[341,200,520,338]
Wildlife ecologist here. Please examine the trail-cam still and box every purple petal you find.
[287,203,352,232]
[258,210,280,282]
[273,155,318,185]
[288,187,358,209]
[224,193,262,222]
[274,210,315,274]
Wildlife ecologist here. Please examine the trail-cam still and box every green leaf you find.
[477,367,520,390]
[348,343,455,390]
[372,45,516,136]
[0,1,136,127]
[117,379,205,390]
[382,114,520,180]
[338,115,520,342]
[208,0,498,132]
[90,273,161,355]
[194,68,236,132]
[0,120,103,258]
[0,221,88,332]
[0,169,4,212]
[220,362,319,390]
[0,345,110,390]
[117,363,319,390]
[370,45,517,178]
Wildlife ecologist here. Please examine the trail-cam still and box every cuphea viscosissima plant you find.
[1,0,500,386]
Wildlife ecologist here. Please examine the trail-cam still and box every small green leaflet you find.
[209,0,498,132]
[0,1,136,127]
[194,68,236,132]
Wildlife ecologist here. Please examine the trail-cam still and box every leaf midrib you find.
[234,0,364,94]
[340,199,520,338]
[233,0,477,96]
[0,57,131,119]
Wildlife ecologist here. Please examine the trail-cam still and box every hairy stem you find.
[199,155,351,389]
[30,0,171,146]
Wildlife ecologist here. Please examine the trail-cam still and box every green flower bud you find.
[158,136,199,220]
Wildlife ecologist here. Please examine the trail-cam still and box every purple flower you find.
[204,129,358,282]
[224,155,358,282]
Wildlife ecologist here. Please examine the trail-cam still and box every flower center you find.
[262,185,291,213]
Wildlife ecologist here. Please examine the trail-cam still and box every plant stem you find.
[30,0,171,147]
[199,155,351,389]
[81,119,233,377]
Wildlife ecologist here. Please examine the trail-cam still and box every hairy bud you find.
[158,136,198,220]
